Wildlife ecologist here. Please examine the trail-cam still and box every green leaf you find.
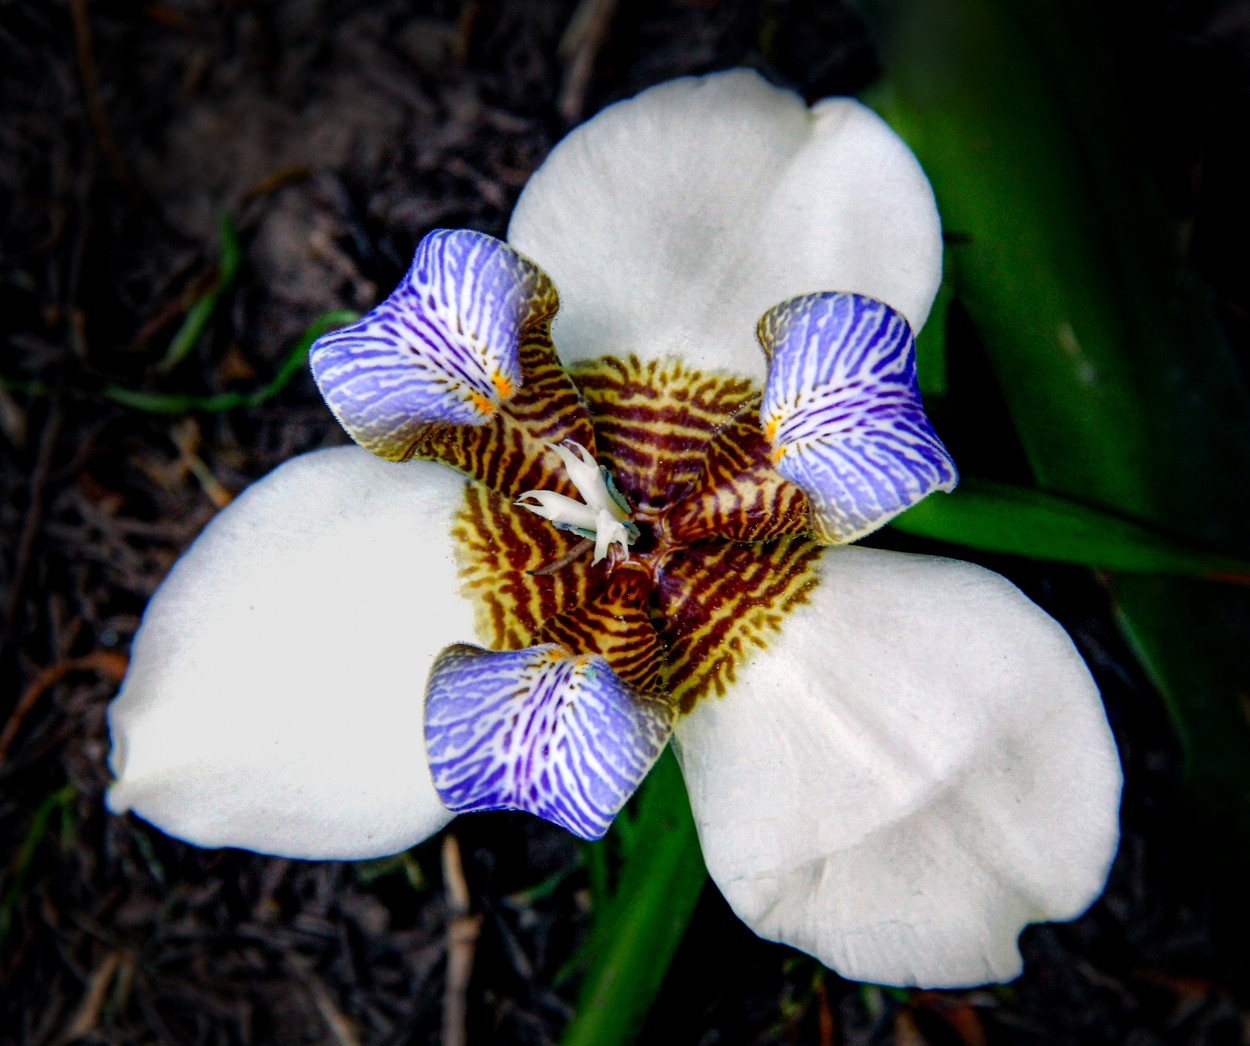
[913,276,951,399]
[891,479,1250,580]
[561,749,706,1046]
[862,0,1250,839]
[3,311,357,415]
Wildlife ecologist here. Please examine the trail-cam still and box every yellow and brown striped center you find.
[443,349,822,715]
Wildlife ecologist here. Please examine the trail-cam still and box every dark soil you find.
[3,1,1250,1043]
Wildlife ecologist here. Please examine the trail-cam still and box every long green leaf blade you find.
[103,309,357,414]
[891,480,1250,580]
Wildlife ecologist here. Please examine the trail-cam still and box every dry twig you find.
[557,0,619,122]
[441,834,481,1046]
[0,651,129,766]
[68,0,139,199]
[57,950,127,1043]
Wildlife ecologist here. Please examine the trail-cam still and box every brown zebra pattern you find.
[450,349,823,714]
[569,355,757,514]
[664,391,812,544]
[656,537,823,713]
[538,563,668,694]
[451,481,605,652]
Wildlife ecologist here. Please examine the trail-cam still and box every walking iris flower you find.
[106,71,1121,988]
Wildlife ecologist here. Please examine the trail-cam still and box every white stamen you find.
[516,442,635,564]
[513,490,599,533]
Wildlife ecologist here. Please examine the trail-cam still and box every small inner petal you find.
[424,643,673,840]
[569,355,757,515]
[310,229,558,461]
[758,292,957,544]
[536,564,668,693]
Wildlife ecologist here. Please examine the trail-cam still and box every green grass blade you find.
[156,211,242,372]
[103,309,357,414]
[561,749,706,1046]
[0,785,75,948]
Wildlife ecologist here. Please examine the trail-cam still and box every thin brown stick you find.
[529,537,594,576]
[308,978,362,1046]
[4,406,61,633]
[0,651,129,766]
[69,0,140,198]
[57,951,124,1043]
[441,834,481,1046]
[557,0,619,121]
[815,974,835,1046]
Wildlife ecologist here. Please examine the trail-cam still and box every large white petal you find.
[107,447,479,859]
[508,69,942,382]
[672,546,1121,988]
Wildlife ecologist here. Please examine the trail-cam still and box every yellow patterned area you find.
[657,536,822,713]
[451,482,603,652]
[452,354,823,713]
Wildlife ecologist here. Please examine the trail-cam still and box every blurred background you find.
[3,0,1250,1042]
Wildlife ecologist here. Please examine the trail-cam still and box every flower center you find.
[308,230,957,837]
[453,354,823,712]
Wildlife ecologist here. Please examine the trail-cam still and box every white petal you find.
[672,546,1121,988]
[107,447,480,859]
[508,69,942,381]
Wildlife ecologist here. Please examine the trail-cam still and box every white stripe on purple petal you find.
[424,644,672,840]
[310,229,558,460]
[758,293,957,544]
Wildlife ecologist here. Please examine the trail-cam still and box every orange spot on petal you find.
[492,373,515,399]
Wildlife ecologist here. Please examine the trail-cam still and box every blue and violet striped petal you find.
[310,230,559,460]
[425,644,673,840]
[758,292,957,543]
